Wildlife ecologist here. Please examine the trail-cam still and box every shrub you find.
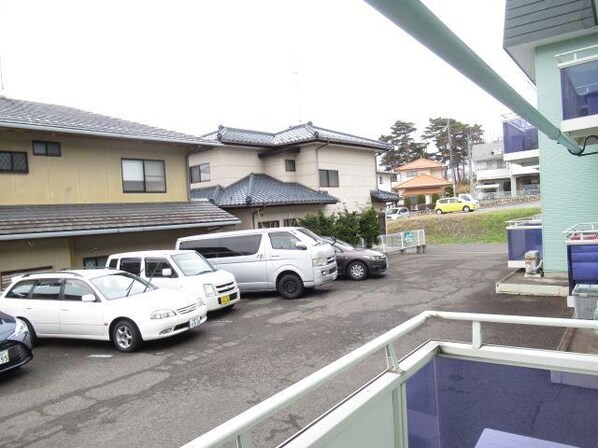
[432,193,440,207]
[358,207,380,248]
[417,194,426,205]
[404,197,412,210]
[335,209,360,245]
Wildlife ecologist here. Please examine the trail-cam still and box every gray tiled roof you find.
[370,189,401,202]
[0,202,239,239]
[0,97,215,145]
[191,173,338,208]
[202,122,392,151]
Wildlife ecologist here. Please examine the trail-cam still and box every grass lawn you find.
[386,207,541,244]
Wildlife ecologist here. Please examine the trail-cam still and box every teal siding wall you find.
[536,33,598,272]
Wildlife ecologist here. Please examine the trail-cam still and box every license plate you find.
[189,316,200,328]
[0,349,8,365]
[220,295,230,305]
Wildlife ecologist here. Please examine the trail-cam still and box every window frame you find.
[190,163,210,183]
[319,169,339,188]
[0,151,29,174]
[32,140,62,157]
[121,158,167,193]
[285,159,296,172]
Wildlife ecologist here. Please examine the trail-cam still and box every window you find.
[5,280,36,299]
[31,279,62,300]
[1,266,52,290]
[502,118,538,153]
[180,235,262,259]
[561,60,598,119]
[283,218,298,227]
[285,159,296,172]
[83,256,108,269]
[145,258,177,278]
[122,159,166,193]
[269,232,302,250]
[258,220,280,228]
[108,259,118,269]
[0,151,28,173]
[405,171,417,178]
[190,163,210,183]
[379,176,383,184]
[319,169,339,187]
[63,279,96,301]
[32,141,61,157]
[119,258,141,276]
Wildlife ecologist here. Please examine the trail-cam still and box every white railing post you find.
[236,432,254,448]
[472,321,482,349]
[385,343,399,371]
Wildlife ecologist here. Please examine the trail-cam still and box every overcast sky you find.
[0,0,536,143]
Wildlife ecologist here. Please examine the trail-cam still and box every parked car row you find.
[0,227,388,362]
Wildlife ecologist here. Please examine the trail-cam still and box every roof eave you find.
[0,219,241,241]
[0,121,220,146]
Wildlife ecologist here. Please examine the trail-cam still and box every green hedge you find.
[299,207,380,247]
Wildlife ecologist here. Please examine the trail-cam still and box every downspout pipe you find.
[363,0,584,156]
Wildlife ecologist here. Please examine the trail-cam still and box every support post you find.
[472,321,482,349]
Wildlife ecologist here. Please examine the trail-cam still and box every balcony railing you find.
[182,311,598,448]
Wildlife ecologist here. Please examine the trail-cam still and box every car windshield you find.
[90,272,156,300]
[334,239,355,251]
[387,209,398,214]
[295,227,324,245]
[172,252,216,276]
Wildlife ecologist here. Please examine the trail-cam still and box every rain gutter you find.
[363,0,584,156]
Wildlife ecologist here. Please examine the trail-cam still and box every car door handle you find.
[271,255,280,258]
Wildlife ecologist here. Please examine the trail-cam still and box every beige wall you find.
[0,129,190,205]
[0,238,72,281]
[189,146,264,188]
[0,227,218,284]
[263,154,298,183]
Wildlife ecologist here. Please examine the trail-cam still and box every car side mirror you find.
[82,294,96,303]
[295,242,308,250]
[162,268,173,277]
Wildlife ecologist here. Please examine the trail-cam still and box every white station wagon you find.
[0,269,208,352]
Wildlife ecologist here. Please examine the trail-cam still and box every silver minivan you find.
[175,227,337,299]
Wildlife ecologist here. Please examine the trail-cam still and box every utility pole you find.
[446,119,457,196]
[467,131,474,195]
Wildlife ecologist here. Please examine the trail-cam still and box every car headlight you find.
[9,318,28,339]
[197,297,205,307]
[203,284,217,298]
[312,257,327,267]
[364,255,385,261]
[151,309,176,319]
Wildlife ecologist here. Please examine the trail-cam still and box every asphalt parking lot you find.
[0,244,571,448]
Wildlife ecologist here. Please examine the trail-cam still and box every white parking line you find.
[88,354,113,358]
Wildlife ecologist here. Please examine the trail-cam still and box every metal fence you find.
[377,229,426,253]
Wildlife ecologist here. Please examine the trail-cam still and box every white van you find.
[105,250,240,311]
[176,227,337,299]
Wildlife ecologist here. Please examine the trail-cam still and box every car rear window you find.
[4,280,36,299]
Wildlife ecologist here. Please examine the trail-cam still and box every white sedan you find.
[0,269,208,352]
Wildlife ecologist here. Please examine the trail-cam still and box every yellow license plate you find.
[220,295,230,305]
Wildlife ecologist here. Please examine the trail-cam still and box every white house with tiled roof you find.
[391,158,450,207]
[190,122,399,229]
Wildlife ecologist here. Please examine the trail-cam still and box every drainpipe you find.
[363,0,584,156]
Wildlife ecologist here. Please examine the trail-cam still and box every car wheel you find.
[463,206,471,213]
[436,209,443,215]
[347,261,368,281]
[112,319,141,352]
[277,273,304,299]
[21,318,37,346]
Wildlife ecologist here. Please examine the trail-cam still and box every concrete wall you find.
[0,129,189,205]
[536,33,598,272]
[263,154,298,183]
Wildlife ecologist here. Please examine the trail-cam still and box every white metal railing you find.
[505,214,542,229]
[377,229,426,253]
[181,311,598,448]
